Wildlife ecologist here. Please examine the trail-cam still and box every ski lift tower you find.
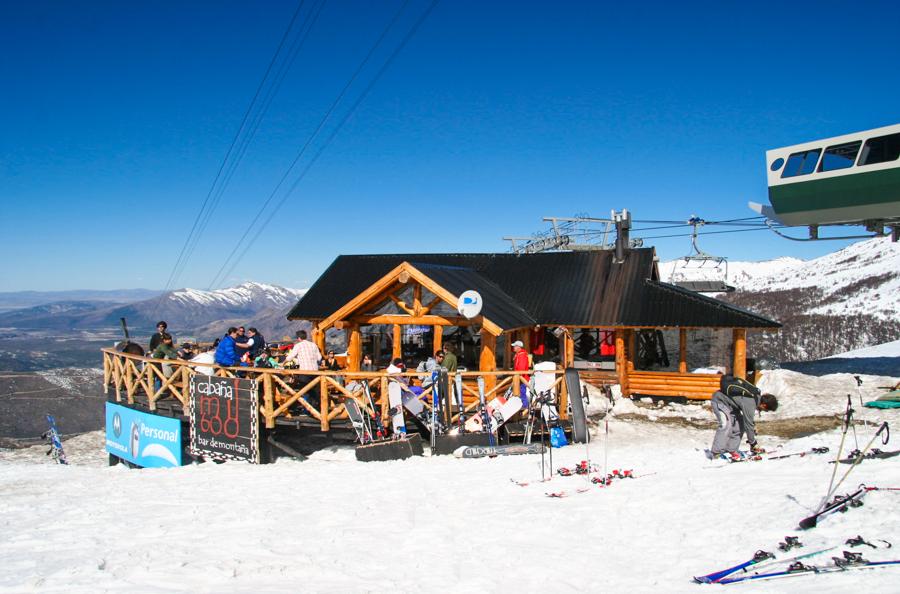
[669,216,735,293]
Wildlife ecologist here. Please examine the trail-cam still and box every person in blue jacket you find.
[215,327,240,366]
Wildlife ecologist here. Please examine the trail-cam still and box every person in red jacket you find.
[512,340,530,406]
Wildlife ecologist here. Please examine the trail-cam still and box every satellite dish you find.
[457,290,483,319]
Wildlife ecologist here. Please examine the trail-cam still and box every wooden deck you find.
[102,348,571,432]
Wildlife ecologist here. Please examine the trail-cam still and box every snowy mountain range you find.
[0,282,308,340]
[660,237,900,361]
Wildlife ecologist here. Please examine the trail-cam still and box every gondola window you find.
[858,132,900,166]
[781,148,821,178]
[819,141,861,171]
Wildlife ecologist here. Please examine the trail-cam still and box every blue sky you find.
[2,1,898,291]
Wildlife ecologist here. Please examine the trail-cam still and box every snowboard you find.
[453,443,544,458]
[344,398,372,445]
[564,368,588,443]
[387,381,407,435]
[464,390,523,433]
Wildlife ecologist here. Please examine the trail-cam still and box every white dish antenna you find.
[457,290,483,319]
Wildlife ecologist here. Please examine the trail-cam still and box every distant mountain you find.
[0,282,309,343]
[0,288,162,312]
[660,237,900,362]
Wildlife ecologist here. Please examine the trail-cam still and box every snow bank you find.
[830,339,900,360]
[2,368,899,593]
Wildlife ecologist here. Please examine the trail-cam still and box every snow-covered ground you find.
[830,339,900,360]
[2,365,899,593]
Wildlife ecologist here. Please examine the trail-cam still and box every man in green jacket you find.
[151,333,178,393]
[441,343,458,373]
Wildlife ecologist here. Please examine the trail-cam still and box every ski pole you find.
[854,375,870,429]
[603,385,611,479]
[820,396,853,512]
[430,371,439,451]
[825,422,890,504]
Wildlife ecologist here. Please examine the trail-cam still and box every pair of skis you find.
[346,382,388,445]
[717,552,900,585]
[695,535,895,584]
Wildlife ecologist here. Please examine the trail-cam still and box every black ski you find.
[798,486,867,530]
[832,448,900,464]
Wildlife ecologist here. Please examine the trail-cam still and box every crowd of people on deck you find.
[142,322,479,381]
[140,321,540,413]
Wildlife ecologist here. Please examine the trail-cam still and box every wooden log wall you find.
[627,371,721,400]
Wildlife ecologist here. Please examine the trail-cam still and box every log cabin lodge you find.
[287,247,779,398]
[102,246,779,440]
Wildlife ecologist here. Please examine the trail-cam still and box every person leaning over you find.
[710,375,778,460]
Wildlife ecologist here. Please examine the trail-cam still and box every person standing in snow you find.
[710,375,778,459]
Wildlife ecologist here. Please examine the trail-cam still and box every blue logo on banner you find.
[105,402,182,468]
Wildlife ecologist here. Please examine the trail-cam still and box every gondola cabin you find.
[751,123,900,230]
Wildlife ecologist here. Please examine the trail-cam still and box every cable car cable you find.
[151,0,313,313]
[206,0,416,290]
[168,0,328,295]
[209,0,441,288]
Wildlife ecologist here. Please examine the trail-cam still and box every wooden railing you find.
[102,348,570,431]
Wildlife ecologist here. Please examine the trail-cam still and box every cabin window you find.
[858,132,900,166]
[770,157,785,172]
[781,149,821,178]
[819,141,861,172]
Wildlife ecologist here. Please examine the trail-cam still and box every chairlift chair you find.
[669,216,736,293]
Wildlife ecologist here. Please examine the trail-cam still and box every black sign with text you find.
[189,375,260,463]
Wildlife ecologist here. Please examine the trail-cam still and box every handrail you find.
[101,348,569,431]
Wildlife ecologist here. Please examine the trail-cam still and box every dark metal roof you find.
[410,263,536,329]
[287,250,780,330]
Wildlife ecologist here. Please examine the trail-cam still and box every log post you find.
[380,375,389,426]
[560,369,569,420]
[347,324,361,371]
[480,330,497,391]
[263,372,275,429]
[626,329,635,374]
[433,324,443,354]
[521,330,531,354]
[102,353,110,394]
[564,328,575,368]
[320,377,330,431]
[733,328,747,379]
[615,330,628,396]
[392,324,402,360]
[413,283,422,315]
[679,328,688,373]
[314,326,326,354]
